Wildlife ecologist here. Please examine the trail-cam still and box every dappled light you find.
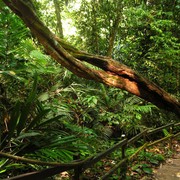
[0,0,179,179]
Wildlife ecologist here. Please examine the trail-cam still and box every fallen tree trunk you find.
[3,0,180,117]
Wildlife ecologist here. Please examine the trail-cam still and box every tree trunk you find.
[3,0,180,117]
[106,1,122,57]
[91,0,99,54]
[53,0,64,38]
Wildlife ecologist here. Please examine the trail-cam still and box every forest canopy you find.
[2,0,179,116]
[0,0,180,179]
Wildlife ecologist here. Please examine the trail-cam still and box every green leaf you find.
[15,132,41,140]
[16,102,31,135]
[154,154,165,162]
[6,163,26,169]
[141,163,150,168]
[150,159,159,165]
[26,73,38,103]
[0,70,25,81]
[38,92,49,102]
[132,164,140,171]
[17,76,39,135]
[143,167,153,174]
[30,50,48,65]
[26,109,50,131]
[162,129,170,137]
[37,115,64,127]
[6,102,21,141]
[134,168,142,173]
[0,169,6,174]
[132,164,142,173]
[45,135,76,148]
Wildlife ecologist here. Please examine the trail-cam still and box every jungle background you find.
[0,0,179,179]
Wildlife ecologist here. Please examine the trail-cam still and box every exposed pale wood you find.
[3,0,180,117]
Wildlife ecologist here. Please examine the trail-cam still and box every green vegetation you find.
[0,0,179,179]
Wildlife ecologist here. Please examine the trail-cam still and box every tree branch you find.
[2,0,180,117]
[0,151,90,167]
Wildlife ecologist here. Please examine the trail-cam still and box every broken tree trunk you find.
[3,0,180,117]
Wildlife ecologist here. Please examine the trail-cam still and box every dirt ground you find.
[153,154,180,180]
[153,145,180,180]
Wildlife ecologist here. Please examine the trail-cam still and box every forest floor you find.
[153,150,180,180]
[143,142,180,180]
[57,140,180,180]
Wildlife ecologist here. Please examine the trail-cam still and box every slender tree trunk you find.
[3,0,180,117]
[107,1,122,57]
[92,0,99,54]
[176,67,179,96]
[53,0,64,38]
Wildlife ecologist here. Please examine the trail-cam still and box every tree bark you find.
[3,0,180,117]
[106,1,122,57]
[53,0,64,38]
[91,0,99,54]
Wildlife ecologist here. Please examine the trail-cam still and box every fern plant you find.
[0,76,77,178]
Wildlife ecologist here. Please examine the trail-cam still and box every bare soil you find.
[153,154,180,180]
[153,145,180,180]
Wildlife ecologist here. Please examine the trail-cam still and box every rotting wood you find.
[2,0,180,117]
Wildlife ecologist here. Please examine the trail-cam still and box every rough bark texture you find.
[53,0,64,38]
[106,1,122,57]
[3,0,180,117]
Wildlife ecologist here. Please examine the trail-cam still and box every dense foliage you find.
[0,0,179,179]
